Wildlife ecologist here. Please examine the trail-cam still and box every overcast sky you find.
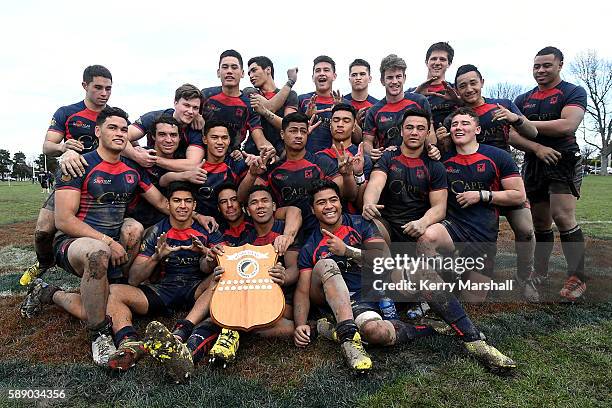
[1,0,610,161]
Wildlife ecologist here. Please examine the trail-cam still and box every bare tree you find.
[486,82,526,101]
[571,50,612,175]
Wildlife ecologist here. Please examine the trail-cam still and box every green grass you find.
[0,181,48,225]
[576,175,612,239]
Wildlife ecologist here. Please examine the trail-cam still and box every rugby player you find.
[515,46,588,300]
[294,180,517,372]
[103,181,222,378]
[298,55,342,153]
[21,65,113,286]
[245,56,298,155]
[363,54,432,161]
[344,59,379,111]
[201,50,275,157]
[411,42,461,129]
[20,107,169,366]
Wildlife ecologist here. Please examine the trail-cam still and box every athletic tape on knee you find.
[316,260,342,285]
[355,311,382,330]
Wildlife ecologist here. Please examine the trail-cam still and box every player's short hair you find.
[425,42,454,64]
[174,83,202,103]
[309,179,341,205]
[248,56,274,79]
[96,106,128,127]
[166,181,195,199]
[204,119,230,136]
[281,112,309,131]
[247,185,274,203]
[313,55,336,73]
[454,64,483,84]
[153,115,181,134]
[450,106,480,126]
[401,107,431,129]
[219,49,243,68]
[349,58,371,74]
[379,54,407,80]
[83,65,112,83]
[215,182,238,200]
[332,103,357,119]
[536,46,564,62]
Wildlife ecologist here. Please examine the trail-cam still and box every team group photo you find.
[1,2,610,406]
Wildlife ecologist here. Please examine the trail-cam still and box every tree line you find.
[0,149,58,181]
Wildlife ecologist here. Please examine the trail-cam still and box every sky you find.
[1,0,610,162]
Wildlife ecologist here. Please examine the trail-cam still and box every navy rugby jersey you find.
[514,80,587,152]
[297,92,335,153]
[133,108,204,157]
[408,82,459,129]
[55,150,152,239]
[139,218,223,280]
[48,101,101,153]
[343,94,379,111]
[364,91,431,148]
[298,214,382,295]
[374,150,447,226]
[244,89,298,155]
[201,86,262,152]
[259,152,336,234]
[473,98,523,151]
[220,219,254,247]
[195,157,247,219]
[443,144,520,243]
[242,219,299,264]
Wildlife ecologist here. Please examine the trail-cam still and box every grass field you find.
[0,179,610,407]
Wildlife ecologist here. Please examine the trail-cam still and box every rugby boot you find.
[143,321,194,383]
[209,328,240,368]
[108,338,146,371]
[20,261,48,286]
[20,278,59,318]
[464,339,516,373]
[340,332,372,372]
[560,276,587,301]
[316,317,338,342]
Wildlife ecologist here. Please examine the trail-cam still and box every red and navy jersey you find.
[374,150,447,227]
[139,218,223,280]
[195,157,247,218]
[442,144,520,243]
[201,86,262,152]
[408,82,460,129]
[514,80,587,152]
[364,91,431,148]
[298,92,335,153]
[343,94,379,111]
[55,150,152,239]
[316,144,373,214]
[243,220,299,267]
[244,89,298,155]
[133,108,204,157]
[473,98,523,152]
[260,151,337,235]
[220,219,253,247]
[298,214,382,295]
[48,101,101,154]
[126,146,170,228]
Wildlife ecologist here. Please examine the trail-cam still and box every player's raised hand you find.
[273,234,294,256]
[245,153,267,176]
[305,95,318,118]
[259,144,277,165]
[59,149,88,177]
[186,234,208,255]
[287,67,298,83]
[194,214,219,233]
[428,81,461,103]
[356,107,368,127]
[308,114,323,135]
[185,161,207,184]
[362,203,384,220]
[332,90,343,105]
[414,76,439,95]
[492,103,520,123]
[321,228,347,256]
[294,324,311,347]
[352,142,365,176]
[153,232,181,261]
[435,123,450,142]
[456,191,481,208]
[230,149,243,161]
[268,262,286,285]
[191,112,205,131]
[334,141,353,176]
[249,93,268,115]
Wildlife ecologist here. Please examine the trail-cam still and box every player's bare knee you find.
[121,218,144,243]
[313,259,341,284]
[356,313,384,342]
[35,209,55,233]
[551,213,576,231]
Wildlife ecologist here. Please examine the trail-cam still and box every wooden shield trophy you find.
[210,244,285,331]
